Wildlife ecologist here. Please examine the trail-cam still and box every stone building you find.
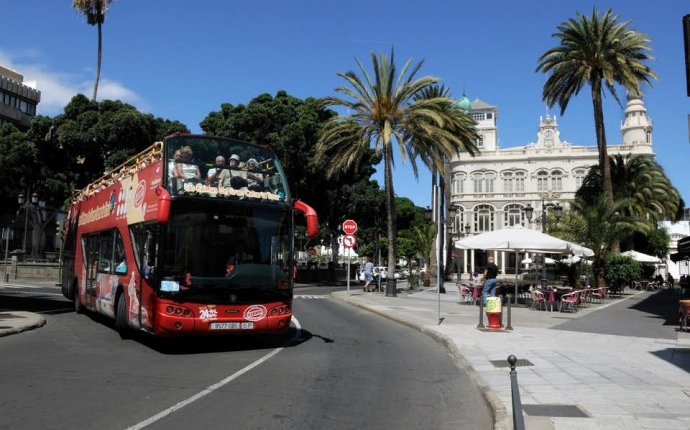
[0,65,41,130]
[450,95,655,275]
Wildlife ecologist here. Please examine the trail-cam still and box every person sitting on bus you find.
[221,154,249,190]
[115,253,127,274]
[246,158,264,191]
[225,242,254,275]
[206,155,229,187]
[174,146,201,182]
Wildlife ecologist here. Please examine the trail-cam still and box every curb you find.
[331,292,510,430]
[0,312,47,338]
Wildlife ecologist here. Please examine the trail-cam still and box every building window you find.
[515,172,525,192]
[537,171,548,191]
[453,174,465,194]
[485,173,495,193]
[503,204,524,227]
[551,171,562,191]
[474,205,494,232]
[472,112,485,122]
[503,172,513,193]
[472,174,483,193]
[476,135,484,149]
[573,169,586,189]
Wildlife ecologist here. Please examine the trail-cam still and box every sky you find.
[2,0,689,210]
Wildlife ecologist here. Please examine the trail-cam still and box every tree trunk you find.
[383,145,397,297]
[443,158,454,280]
[93,21,102,101]
[590,81,617,253]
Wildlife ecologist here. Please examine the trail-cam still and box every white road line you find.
[124,316,301,430]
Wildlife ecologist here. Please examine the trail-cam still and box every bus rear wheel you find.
[115,293,129,339]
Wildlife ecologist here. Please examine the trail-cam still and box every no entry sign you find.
[342,219,358,235]
[343,234,357,248]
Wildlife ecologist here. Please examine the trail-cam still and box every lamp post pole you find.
[524,193,563,284]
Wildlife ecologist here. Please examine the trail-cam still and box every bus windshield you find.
[158,200,292,302]
[165,135,291,203]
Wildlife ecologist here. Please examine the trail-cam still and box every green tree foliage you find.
[317,50,478,296]
[72,0,112,100]
[537,8,657,208]
[605,254,641,292]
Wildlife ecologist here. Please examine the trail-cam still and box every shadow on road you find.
[0,290,73,315]
[629,289,681,326]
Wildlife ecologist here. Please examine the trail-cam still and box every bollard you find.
[506,294,513,330]
[508,355,526,430]
[477,297,485,328]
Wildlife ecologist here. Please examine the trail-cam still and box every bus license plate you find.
[210,322,254,330]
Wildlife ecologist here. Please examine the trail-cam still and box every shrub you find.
[604,255,641,290]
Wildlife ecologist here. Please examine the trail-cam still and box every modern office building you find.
[449,94,656,275]
[0,65,41,130]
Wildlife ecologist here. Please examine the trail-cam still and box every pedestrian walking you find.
[481,256,498,305]
[363,256,374,292]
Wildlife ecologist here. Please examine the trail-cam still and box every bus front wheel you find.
[115,293,129,339]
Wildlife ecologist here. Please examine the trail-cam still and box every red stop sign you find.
[342,219,358,235]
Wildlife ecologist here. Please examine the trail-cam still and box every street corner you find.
[0,311,47,337]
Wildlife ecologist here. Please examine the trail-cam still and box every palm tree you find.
[577,154,684,224]
[554,195,648,287]
[537,8,657,208]
[72,0,112,101]
[412,85,476,281]
[317,50,478,296]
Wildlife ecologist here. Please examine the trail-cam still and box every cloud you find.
[0,49,145,115]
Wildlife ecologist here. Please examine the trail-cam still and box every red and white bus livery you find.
[61,134,318,337]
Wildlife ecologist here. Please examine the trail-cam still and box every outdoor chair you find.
[578,288,590,308]
[591,287,605,304]
[530,290,546,311]
[458,284,472,304]
[559,291,579,313]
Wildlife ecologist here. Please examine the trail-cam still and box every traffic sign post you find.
[342,219,357,235]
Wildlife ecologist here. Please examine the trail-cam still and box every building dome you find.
[456,95,471,111]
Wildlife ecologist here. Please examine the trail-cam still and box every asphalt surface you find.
[0,281,491,430]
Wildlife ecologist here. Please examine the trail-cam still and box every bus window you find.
[98,231,114,273]
[130,223,159,282]
[114,232,127,274]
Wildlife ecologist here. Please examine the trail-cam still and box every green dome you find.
[456,95,471,111]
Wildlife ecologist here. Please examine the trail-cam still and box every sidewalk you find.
[332,282,690,430]
[0,278,53,337]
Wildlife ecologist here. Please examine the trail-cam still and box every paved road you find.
[0,284,491,430]
[553,289,681,339]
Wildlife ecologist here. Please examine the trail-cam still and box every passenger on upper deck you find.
[246,158,264,191]
[206,156,229,187]
[174,146,201,182]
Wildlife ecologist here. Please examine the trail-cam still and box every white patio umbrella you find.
[621,250,661,264]
[455,226,594,301]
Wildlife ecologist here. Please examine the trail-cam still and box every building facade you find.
[450,95,655,275]
[0,65,41,130]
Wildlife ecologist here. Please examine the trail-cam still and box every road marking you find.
[124,316,302,430]
[294,295,326,299]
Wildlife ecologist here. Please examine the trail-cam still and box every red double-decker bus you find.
[60,134,318,337]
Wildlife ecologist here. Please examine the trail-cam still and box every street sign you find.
[342,219,358,235]
[342,234,357,248]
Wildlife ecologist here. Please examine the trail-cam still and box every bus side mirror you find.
[156,186,171,223]
[293,200,318,238]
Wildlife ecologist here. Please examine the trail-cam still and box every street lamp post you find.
[17,191,39,258]
[524,193,563,284]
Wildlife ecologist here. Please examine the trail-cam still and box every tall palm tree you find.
[537,8,657,207]
[72,0,112,101]
[317,50,478,296]
[412,223,437,287]
[577,154,684,224]
[412,85,476,281]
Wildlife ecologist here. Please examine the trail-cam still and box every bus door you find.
[130,223,159,331]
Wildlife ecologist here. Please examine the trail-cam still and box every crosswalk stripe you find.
[294,295,326,299]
